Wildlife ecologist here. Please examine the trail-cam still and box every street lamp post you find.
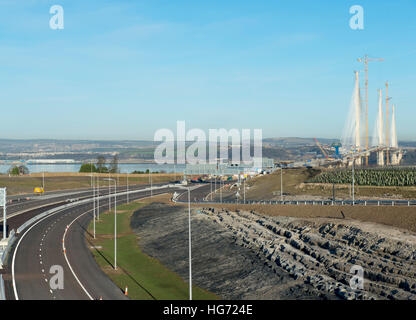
[108,172,111,211]
[97,175,100,220]
[214,177,217,196]
[90,164,96,239]
[93,175,96,239]
[352,159,355,205]
[149,170,152,198]
[243,176,246,204]
[105,178,117,270]
[280,167,283,202]
[220,176,222,203]
[126,173,129,204]
[188,187,192,300]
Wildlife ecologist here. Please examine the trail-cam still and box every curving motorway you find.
[6,185,189,300]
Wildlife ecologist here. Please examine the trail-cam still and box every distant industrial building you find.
[185,158,275,176]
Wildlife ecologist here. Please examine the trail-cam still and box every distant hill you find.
[263,137,340,147]
[0,138,415,163]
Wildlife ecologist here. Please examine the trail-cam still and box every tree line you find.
[79,155,119,173]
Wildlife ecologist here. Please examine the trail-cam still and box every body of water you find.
[0,163,186,174]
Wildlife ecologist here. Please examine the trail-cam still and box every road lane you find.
[11,186,181,300]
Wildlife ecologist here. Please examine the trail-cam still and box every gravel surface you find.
[131,202,416,300]
[131,202,339,300]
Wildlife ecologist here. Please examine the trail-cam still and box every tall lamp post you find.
[280,167,283,202]
[108,172,111,212]
[243,175,246,204]
[352,159,355,205]
[93,174,96,239]
[97,175,100,220]
[105,178,117,270]
[187,187,192,300]
[90,164,95,239]
[126,173,129,204]
[149,170,152,198]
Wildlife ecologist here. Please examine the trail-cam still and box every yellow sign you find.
[34,187,44,194]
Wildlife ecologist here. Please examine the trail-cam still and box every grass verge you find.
[87,199,218,300]
[0,173,180,195]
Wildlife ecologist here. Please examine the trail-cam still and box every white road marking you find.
[11,206,70,300]
[63,211,95,300]
[12,188,164,300]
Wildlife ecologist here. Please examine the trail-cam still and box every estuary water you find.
[0,163,186,174]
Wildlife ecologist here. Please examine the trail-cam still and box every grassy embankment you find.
[0,173,180,195]
[87,198,218,300]
[239,168,416,201]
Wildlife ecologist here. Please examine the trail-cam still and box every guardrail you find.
[0,229,16,269]
[16,184,175,234]
[0,183,177,271]
[178,198,416,207]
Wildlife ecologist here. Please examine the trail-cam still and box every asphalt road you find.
[176,182,230,203]
[6,186,183,300]
[5,183,165,215]
[0,183,168,237]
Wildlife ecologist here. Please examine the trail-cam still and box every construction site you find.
[314,56,403,168]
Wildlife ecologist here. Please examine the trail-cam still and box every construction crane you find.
[314,138,329,159]
[357,55,384,166]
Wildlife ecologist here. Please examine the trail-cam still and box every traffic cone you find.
[124,286,128,296]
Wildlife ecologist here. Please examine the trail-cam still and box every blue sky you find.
[0,0,415,140]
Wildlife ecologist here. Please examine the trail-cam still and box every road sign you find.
[0,188,5,207]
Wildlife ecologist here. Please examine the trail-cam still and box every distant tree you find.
[96,156,107,173]
[8,165,29,175]
[79,163,97,173]
[109,155,119,173]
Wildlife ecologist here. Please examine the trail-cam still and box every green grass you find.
[88,201,218,300]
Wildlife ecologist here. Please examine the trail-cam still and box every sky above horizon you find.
[0,0,415,141]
